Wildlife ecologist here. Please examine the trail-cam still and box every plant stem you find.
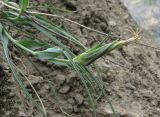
[4,30,36,55]
[1,1,110,36]
[4,30,70,65]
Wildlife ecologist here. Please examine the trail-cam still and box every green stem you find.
[52,58,69,63]
[4,30,36,55]
[4,30,69,65]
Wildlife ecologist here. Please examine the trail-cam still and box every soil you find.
[1,0,160,117]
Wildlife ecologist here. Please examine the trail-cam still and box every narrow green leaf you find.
[8,2,19,8]
[8,0,29,20]
[64,51,97,117]
[17,39,49,50]
[36,47,63,60]
[1,33,47,117]
[0,23,3,35]
[20,0,29,11]
[49,58,69,66]
[29,21,75,57]
[17,0,29,19]
[32,16,86,49]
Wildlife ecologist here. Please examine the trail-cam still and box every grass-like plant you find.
[0,1,139,117]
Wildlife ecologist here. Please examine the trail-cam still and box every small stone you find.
[73,106,78,113]
[39,83,50,94]
[9,92,15,98]
[97,105,121,117]
[46,62,53,67]
[83,101,89,107]
[25,75,43,87]
[66,72,77,83]
[19,111,27,117]
[59,85,71,94]
[68,98,75,104]
[64,104,73,114]
[2,62,9,70]
[3,98,6,102]
[74,94,84,105]
[97,58,110,68]
[141,90,153,98]
[155,50,160,58]
[125,83,136,90]
[55,74,66,85]
[123,14,129,20]
[108,20,117,26]
[100,22,107,31]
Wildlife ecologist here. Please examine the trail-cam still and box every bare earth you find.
[1,0,160,117]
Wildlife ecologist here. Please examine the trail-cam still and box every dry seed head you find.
[120,29,141,46]
[129,27,141,41]
[123,32,140,45]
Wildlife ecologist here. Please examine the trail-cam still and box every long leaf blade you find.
[20,0,29,12]
[17,39,49,50]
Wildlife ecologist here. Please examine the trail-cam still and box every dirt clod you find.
[59,85,71,94]
[24,75,43,87]
[55,74,66,85]
[74,94,84,105]
[2,0,160,117]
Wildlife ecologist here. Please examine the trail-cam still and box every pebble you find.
[97,104,136,117]
[155,50,160,58]
[123,14,129,20]
[66,72,77,83]
[39,83,50,94]
[97,106,121,117]
[55,74,66,85]
[59,85,71,94]
[19,111,27,117]
[74,94,84,105]
[68,98,75,104]
[100,22,107,31]
[46,62,53,67]
[141,90,153,98]
[73,105,78,113]
[9,92,16,98]
[24,75,43,87]
[64,104,73,114]
[108,20,117,26]
[125,83,136,90]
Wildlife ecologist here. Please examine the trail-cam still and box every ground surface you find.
[1,0,160,117]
